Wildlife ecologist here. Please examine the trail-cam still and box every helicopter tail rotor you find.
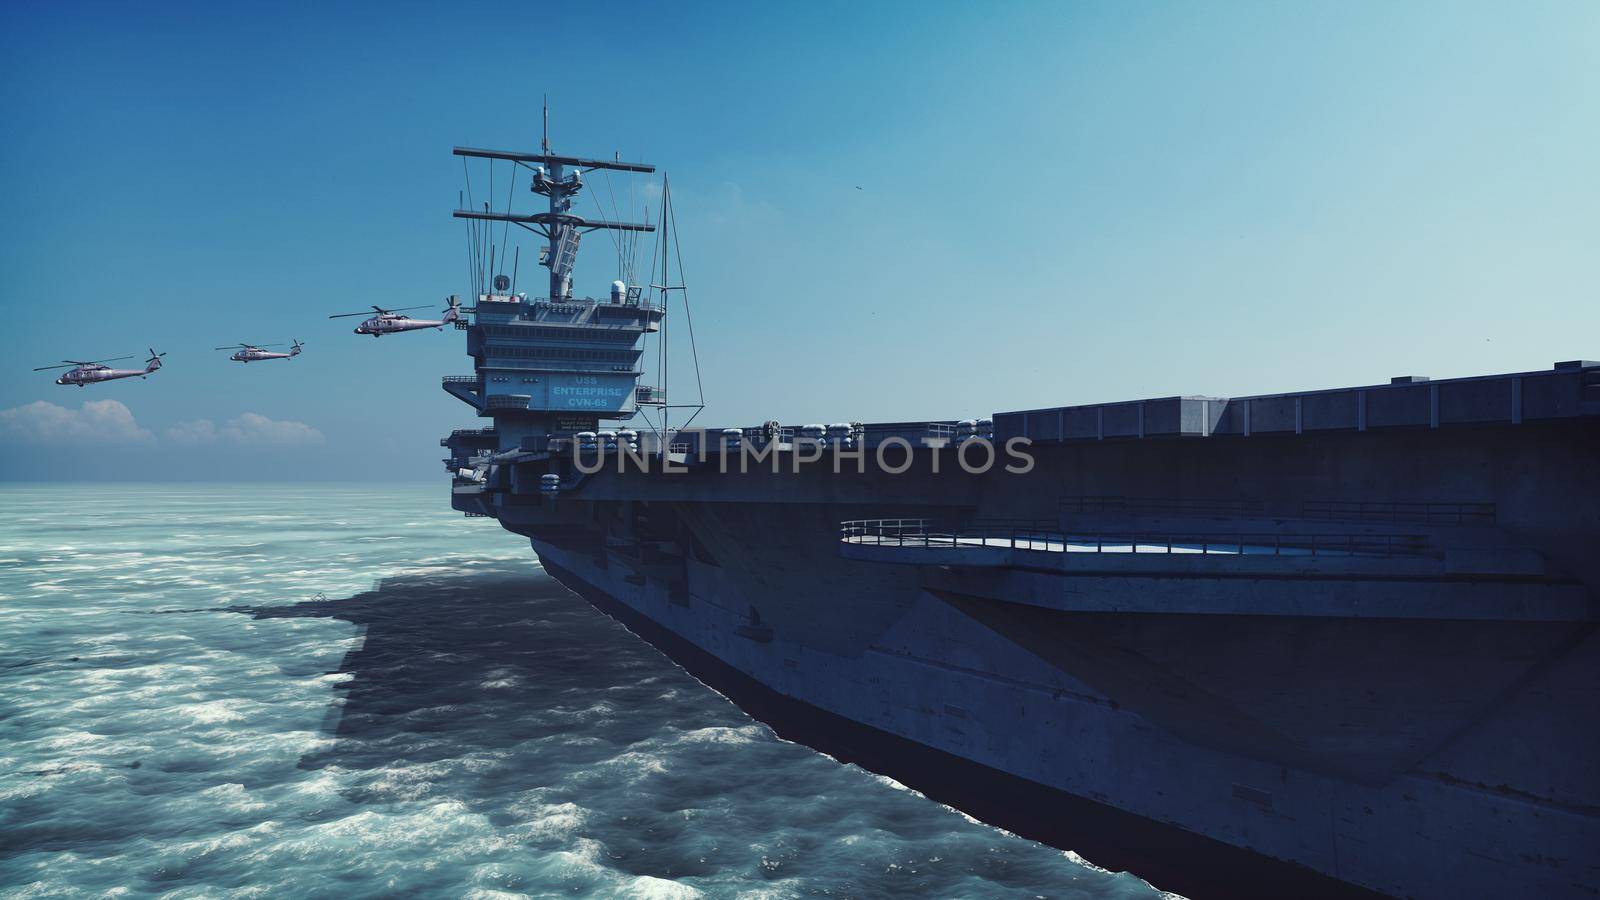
[145,348,167,372]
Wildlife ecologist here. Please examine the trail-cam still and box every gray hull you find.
[452,410,1600,899]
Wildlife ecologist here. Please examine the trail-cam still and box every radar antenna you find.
[453,105,657,301]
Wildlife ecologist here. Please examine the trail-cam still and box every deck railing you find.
[1059,495,1495,526]
[839,519,1432,558]
[1301,500,1496,525]
[1060,496,1267,517]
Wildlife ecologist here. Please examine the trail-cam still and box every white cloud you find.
[164,419,220,444]
[222,413,324,446]
[0,400,155,444]
[164,413,324,447]
[0,402,323,452]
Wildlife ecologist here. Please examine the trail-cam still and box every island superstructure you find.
[443,142,662,449]
[439,137,1600,899]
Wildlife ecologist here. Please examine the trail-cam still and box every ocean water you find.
[0,484,1166,898]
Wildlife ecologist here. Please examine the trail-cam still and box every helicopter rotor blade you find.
[51,355,136,367]
[33,363,76,371]
[331,304,429,318]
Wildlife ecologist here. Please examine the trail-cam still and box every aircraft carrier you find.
[439,142,1600,898]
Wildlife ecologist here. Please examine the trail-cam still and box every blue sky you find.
[2,0,1596,480]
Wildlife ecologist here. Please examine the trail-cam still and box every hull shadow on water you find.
[253,566,756,882]
[249,564,1140,897]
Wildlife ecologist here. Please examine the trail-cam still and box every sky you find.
[2,0,1596,481]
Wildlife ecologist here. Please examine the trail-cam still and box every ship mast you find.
[452,109,656,301]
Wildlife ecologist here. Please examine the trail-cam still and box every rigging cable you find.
[667,185,706,407]
[488,159,494,273]
[461,190,474,297]
[482,202,492,295]
[601,167,626,281]
[586,171,623,276]
[642,190,661,427]
[629,159,645,286]
[501,162,517,274]
[655,180,668,435]
[462,158,479,296]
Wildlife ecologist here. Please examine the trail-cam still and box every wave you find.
[0,484,1158,897]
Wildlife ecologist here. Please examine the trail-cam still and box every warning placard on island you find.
[554,415,599,433]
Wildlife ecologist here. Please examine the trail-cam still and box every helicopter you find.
[329,296,460,336]
[34,349,166,386]
[216,340,304,363]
